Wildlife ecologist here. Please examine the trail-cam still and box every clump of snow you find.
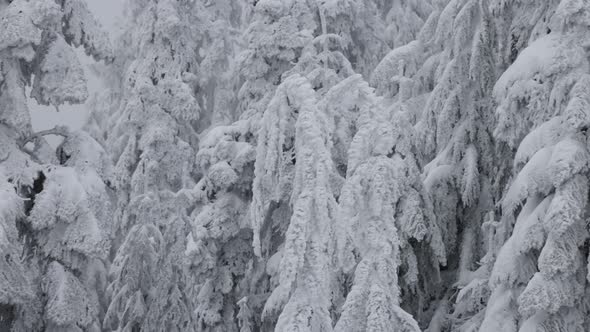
[494,34,586,101]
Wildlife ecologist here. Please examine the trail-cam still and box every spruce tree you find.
[0,1,113,331]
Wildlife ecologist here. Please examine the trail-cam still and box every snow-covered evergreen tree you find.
[195,0,251,126]
[321,0,433,77]
[368,0,510,328]
[480,2,590,330]
[335,89,446,331]
[103,0,204,330]
[258,75,339,331]
[10,0,590,331]
[184,117,258,331]
[237,0,318,119]
[0,1,113,331]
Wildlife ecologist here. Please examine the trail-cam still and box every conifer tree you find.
[183,116,258,331]
[335,91,446,331]
[259,75,339,331]
[237,0,318,119]
[104,0,203,330]
[368,0,508,329]
[0,1,113,331]
[479,2,590,330]
[24,0,590,331]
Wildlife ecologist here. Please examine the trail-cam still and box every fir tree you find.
[0,1,113,331]
[104,0,202,330]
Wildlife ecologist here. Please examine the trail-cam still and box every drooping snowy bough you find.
[481,3,590,330]
[0,0,113,331]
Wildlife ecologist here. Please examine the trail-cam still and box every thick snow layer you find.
[494,34,586,101]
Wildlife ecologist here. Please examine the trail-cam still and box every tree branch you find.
[18,125,70,150]
[0,151,10,163]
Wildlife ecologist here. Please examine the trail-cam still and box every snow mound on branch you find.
[0,0,60,52]
[494,34,585,101]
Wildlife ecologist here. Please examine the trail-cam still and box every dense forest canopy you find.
[2,0,590,331]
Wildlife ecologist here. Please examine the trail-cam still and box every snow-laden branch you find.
[0,151,10,163]
[18,125,70,149]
